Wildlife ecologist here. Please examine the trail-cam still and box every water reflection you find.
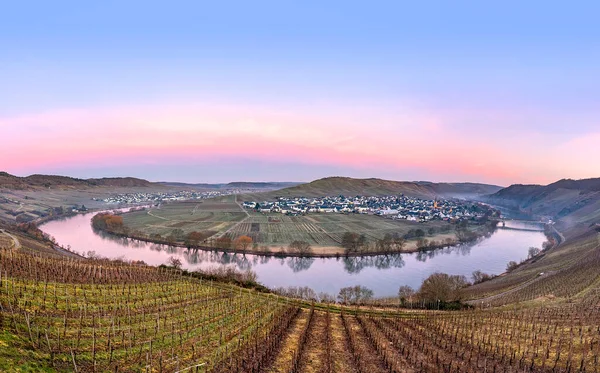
[342,254,405,273]
[42,211,546,297]
[91,227,494,275]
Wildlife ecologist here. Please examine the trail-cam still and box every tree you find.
[171,229,185,240]
[419,272,468,302]
[455,226,475,242]
[542,239,554,250]
[337,287,353,304]
[288,240,312,256]
[166,256,182,269]
[376,234,393,251]
[92,213,124,232]
[416,238,429,249]
[341,232,367,253]
[398,285,415,306]
[235,236,253,252]
[166,234,177,245]
[185,231,204,247]
[318,292,336,304]
[337,285,374,305]
[506,260,519,271]
[472,270,492,284]
[215,236,232,249]
[392,235,406,251]
[528,247,541,259]
[352,285,373,305]
[376,233,405,252]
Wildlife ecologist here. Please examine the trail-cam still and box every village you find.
[243,195,494,223]
[97,189,237,205]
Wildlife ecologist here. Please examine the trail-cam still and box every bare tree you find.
[506,260,519,271]
[472,270,492,284]
[166,256,182,269]
[419,272,468,302]
[398,285,415,306]
[341,232,367,253]
[528,247,541,259]
[288,240,312,256]
[337,285,374,305]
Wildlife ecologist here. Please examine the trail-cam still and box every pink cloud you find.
[1,102,597,184]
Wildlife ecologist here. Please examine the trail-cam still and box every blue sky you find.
[1,1,599,183]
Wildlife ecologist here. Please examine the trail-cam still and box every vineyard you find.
[119,198,451,249]
[464,229,600,307]
[121,199,247,239]
[2,244,600,372]
[222,211,450,247]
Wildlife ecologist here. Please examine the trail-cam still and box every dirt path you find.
[0,229,21,250]
[342,315,388,373]
[216,195,251,238]
[147,209,171,221]
[267,309,310,372]
[297,311,327,373]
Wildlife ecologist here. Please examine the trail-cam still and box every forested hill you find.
[485,177,600,228]
[261,177,502,199]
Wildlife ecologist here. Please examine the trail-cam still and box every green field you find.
[121,197,450,248]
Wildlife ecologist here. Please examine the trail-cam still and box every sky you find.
[1,1,599,185]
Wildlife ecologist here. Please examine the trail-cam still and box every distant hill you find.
[257,177,502,199]
[0,172,154,190]
[88,177,153,187]
[415,181,504,197]
[485,178,600,227]
[158,181,300,191]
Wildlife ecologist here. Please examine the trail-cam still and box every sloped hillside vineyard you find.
[2,249,600,372]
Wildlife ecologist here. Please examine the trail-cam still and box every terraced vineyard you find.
[464,229,600,307]
[2,247,600,372]
[0,251,295,372]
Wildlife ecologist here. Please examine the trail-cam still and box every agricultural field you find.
[228,212,449,247]
[0,186,172,223]
[121,197,248,240]
[1,249,600,372]
[120,197,452,249]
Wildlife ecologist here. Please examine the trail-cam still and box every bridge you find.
[495,219,546,232]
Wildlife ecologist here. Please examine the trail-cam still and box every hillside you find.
[260,177,502,199]
[1,229,599,372]
[158,181,300,190]
[415,181,503,197]
[0,172,154,190]
[87,177,153,187]
[485,177,600,228]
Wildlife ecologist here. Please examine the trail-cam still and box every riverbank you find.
[93,217,496,258]
[40,209,545,297]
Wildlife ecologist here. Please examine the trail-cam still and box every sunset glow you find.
[1,1,599,184]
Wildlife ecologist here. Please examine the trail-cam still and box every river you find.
[40,211,546,297]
